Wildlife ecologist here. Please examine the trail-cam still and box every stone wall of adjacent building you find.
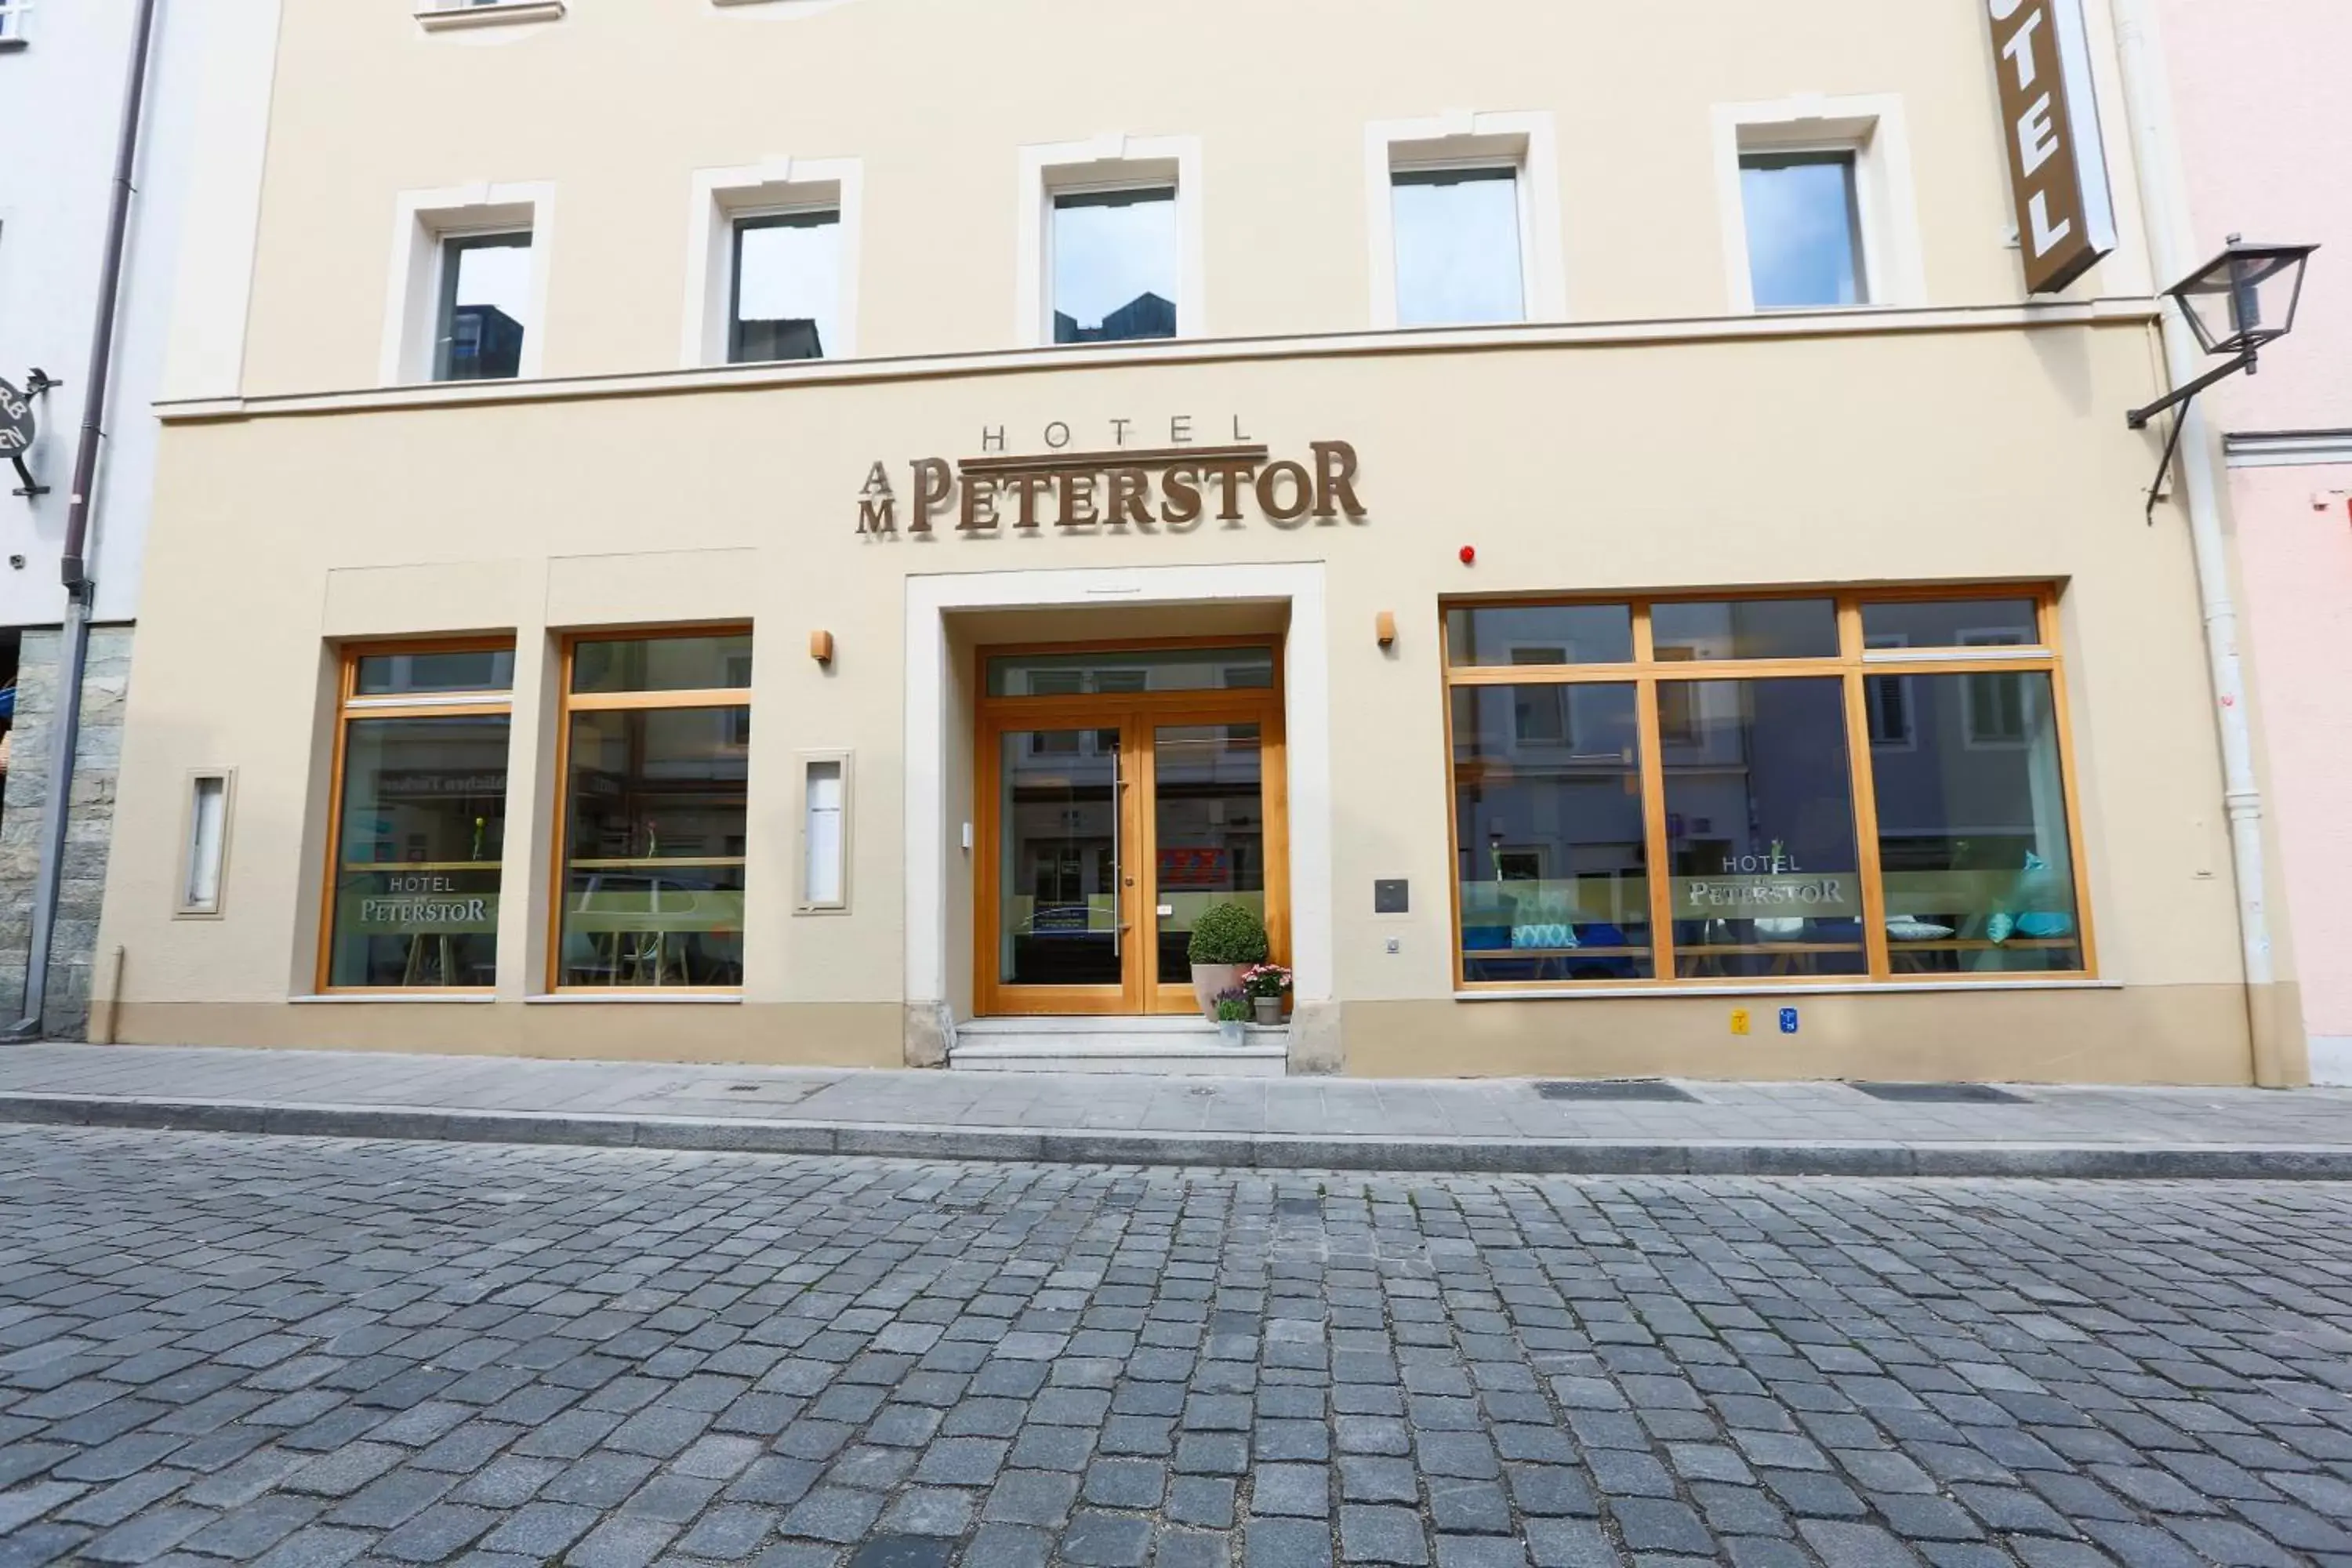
[0,625,135,1039]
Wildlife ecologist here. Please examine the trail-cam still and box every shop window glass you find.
[1862,598,2041,648]
[1442,590,2084,988]
[1877,672,2080,972]
[327,714,510,989]
[1053,187,1178,344]
[1740,151,1867,309]
[1661,678,1864,978]
[987,646,1273,697]
[355,648,515,696]
[1392,167,1524,328]
[1652,598,1838,661]
[572,634,753,695]
[557,632,752,989]
[1453,684,1653,982]
[434,232,532,383]
[1444,604,1633,668]
[731,210,840,364]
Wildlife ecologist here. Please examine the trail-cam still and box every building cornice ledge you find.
[416,1,566,33]
[159,297,2161,424]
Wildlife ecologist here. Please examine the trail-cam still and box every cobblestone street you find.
[3,1129,2351,1568]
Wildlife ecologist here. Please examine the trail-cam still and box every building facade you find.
[0,0,260,1034]
[93,0,2308,1083]
[2153,0,2351,1084]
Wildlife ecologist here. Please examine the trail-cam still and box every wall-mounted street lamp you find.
[2129,236,2318,521]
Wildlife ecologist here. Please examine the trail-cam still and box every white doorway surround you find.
[903,562,1334,1069]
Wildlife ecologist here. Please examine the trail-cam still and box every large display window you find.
[321,644,515,991]
[554,630,752,991]
[1445,590,2089,989]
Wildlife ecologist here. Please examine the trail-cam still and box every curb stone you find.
[5,1091,2351,1178]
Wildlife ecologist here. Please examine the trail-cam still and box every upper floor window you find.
[731,209,840,363]
[1019,136,1203,347]
[1367,112,1565,331]
[0,1,31,45]
[1715,96,1924,315]
[435,233,533,382]
[1739,151,1867,310]
[382,183,552,386]
[1392,168,1524,328]
[1052,187,1178,345]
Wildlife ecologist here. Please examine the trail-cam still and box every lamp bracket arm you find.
[2125,349,2256,431]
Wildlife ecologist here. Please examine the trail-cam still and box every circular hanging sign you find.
[0,378,34,460]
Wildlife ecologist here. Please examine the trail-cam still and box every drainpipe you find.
[8,0,163,1040]
[2110,0,2290,1085]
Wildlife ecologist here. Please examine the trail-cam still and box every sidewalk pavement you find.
[2,1041,2350,1177]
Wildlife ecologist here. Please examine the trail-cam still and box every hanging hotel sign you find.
[1986,0,2117,294]
[855,416,1367,537]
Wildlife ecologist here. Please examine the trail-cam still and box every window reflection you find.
[1454,684,1653,981]
[1875,673,2080,972]
[1052,188,1178,343]
[435,233,531,382]
[559,709,750,988]
[1661,678,1866,978]
[1740,152,1866,310]
[732,211,840,363]
[1392,167,1524,327]
[328,716,509,988]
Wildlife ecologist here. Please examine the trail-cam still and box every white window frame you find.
[1957,628,2034,751]
[378,182,555,387]
[794,748,854,914]
[175,770,237,919]
[416,0,568,33]
[0,1,34,46]
[680,158,862,368]
[1862,633,1917,751]
[1364,111,1566,330]
[1711,94,1925,315]
[1017,134,1204,349]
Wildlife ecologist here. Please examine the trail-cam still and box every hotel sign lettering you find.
[855,416,1367,537]
[1986,0,2117,294]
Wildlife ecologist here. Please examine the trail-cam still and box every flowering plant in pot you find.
[1187,902,1269,1019]
[1240,962,1292,1025]
[1212,987,1252,1045]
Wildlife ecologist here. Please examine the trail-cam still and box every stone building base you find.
[0,624,135,1040]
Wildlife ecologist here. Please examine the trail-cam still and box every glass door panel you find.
[1151,724,1265,987]
[999,728,1126,990]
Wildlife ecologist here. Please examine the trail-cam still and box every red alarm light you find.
[1458,546,1476,565]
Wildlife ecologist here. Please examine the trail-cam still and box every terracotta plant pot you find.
[1192,964,1241,1020]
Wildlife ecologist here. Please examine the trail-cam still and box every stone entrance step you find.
[950,1015,1289,1076]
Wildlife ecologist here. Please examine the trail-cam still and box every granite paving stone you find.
[4,1125,2352,1568]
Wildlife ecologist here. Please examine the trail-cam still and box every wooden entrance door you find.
[975,643,1288,1017]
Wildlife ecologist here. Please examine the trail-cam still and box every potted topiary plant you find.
[1188,902,1270,1019]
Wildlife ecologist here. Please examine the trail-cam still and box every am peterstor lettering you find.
[854,419,1367,536]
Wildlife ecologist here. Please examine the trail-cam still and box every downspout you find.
[2110,0,2290,1085]
[8,0,163,1040]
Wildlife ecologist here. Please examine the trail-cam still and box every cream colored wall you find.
[234,0,2149,396]
[103,317,2252,1080]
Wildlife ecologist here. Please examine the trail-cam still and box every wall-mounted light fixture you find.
[2129,237,2318,522]
[809,630,835,665]
[1374,611,1397,648]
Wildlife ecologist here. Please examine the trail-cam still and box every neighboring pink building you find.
[2159,0,2352,1081]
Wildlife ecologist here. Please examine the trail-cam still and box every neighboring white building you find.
[0,0,278,1032]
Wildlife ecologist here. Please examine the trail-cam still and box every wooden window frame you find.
[317,637,517,995]
[1439,586,2095,992]
[548,626,754,995]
